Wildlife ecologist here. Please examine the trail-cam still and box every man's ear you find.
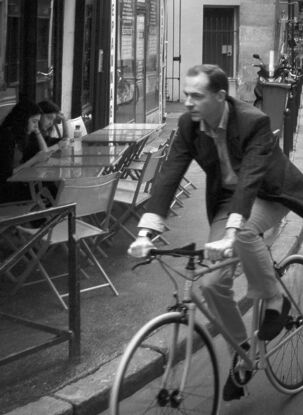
[217,89,227,102]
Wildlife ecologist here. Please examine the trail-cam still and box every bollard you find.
[287,92,296,134]
[283,107,292,157]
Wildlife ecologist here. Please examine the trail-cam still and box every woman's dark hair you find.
[1,99,42,136]
[186,64,229,95]
[38,100,60,114]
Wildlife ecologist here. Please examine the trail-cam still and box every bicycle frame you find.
[160,254,302,395]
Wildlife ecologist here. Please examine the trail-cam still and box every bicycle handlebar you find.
[149,246,204,258]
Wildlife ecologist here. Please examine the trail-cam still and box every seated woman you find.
[38,100,68,145]
[0,99,48,204]
[23,100,69,157]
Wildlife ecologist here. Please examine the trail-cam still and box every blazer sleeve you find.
[229,114,276,218]
[145,121,194,218]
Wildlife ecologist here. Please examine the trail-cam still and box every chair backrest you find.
[103,143,139,175]
[56,172,120,224]
[164,128,178,160]
[66,116,88,138]
[136,146,166,194]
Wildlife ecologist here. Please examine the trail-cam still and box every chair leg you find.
[35,261,68,310]
[182,176,197,190]
[152,234,170,245]
[81,239,119,296]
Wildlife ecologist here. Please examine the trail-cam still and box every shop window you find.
[115,0,160,123]
[146,0,159,114]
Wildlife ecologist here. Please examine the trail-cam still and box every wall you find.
[166,0,279,103]
[237,0,278,102]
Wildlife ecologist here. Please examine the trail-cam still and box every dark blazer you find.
[146,96,303,223]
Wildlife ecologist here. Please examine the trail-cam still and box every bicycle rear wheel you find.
[110,311,220,415]
[261,254,303,394]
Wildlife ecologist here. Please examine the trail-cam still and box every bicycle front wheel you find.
[110,312,220,415]
[261,254,303,394]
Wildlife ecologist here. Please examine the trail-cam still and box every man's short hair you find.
[186,64,229,95]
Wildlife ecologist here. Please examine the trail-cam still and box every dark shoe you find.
[258,296,291,341]
[223,373,245,401]
[223,341,249,401]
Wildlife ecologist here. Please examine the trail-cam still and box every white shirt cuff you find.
[138,213,166,233]
[225,213,245,229]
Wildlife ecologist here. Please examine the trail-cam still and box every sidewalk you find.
[3,100,303,415]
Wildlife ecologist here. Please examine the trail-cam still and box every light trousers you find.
[200,198,289,345]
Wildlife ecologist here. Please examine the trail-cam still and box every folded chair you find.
[0,200,36,282]
[17,172,120,309]
[164,129,197,215]
[111,147,169,244]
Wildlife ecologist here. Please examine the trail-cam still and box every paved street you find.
[2,100,303,415]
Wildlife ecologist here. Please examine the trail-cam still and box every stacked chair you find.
[110,146,169,244]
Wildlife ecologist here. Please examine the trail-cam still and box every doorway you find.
[203,7,238,78]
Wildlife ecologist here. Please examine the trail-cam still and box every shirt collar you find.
[200,101,229,136]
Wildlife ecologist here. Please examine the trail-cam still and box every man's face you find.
[184,73,223,123]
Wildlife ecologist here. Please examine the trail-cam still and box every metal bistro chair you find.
[17,172,120,310]
[0,200,36,282]
[110,146,169,245]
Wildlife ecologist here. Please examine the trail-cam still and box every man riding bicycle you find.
[128,64,303,401]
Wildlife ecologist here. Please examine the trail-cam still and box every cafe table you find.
[83,123,164,145]
[103,123,164,130]
[7,142,128,205]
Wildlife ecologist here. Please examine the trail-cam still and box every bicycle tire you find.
[110,311,220,415]
[260,254,303,394]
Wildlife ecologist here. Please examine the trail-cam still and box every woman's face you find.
[39,113,57,132]
[27,114,41,133]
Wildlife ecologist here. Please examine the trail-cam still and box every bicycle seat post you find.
[249,298,261,360]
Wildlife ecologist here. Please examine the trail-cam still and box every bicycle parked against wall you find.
[110,243,303,414]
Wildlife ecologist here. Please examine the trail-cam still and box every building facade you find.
[165,0,299,103]
[0,0,166,131]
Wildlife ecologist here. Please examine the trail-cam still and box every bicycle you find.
[110,243,303,414]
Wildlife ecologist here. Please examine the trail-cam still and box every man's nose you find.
[185,95,194,107]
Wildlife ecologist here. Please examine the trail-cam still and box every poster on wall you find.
[121,0,134,60]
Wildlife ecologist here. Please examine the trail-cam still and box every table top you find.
[8,165,103,182]
[37,143,126,167]
[8,143,127,182]
[104,123,164,130]
[82,128,157,144]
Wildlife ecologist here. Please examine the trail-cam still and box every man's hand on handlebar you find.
[128,236,155,258]
[204,229,236,262]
